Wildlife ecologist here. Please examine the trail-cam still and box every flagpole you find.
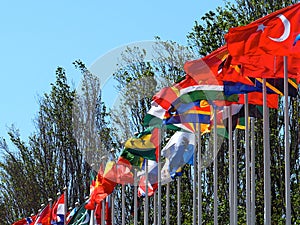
[250,117,256,225]
[263,78,271,225]
[111,193,115,225]
[154,190,157,225]
[144,159,149,225]
[63,187,67,225]
[245,94,251,225]
[177,176,181,225]
[228,106,234,225]
[283,55,291,225]
[157,128,162,225]
[233,129,238,225]
[198,123,202,225]
[193,124,197,225]
[122,184,125,225]
[166,182,170,225]
[134,169,138,225]
[102,199,106,225]
[213,106,218,225]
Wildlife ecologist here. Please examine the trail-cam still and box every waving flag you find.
[161,131,195,177]
[12,215,37,225]
[51,194,65,225]
[68,201,90,225]
[34,204,51,225]
[225,3,300,57]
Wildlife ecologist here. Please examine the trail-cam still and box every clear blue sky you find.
[0,0,227,145]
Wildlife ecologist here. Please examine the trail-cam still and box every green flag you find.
[67,200,91,225]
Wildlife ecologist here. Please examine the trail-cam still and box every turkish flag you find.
[225,3,300,57]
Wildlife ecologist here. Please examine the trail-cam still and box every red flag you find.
[51,193,65,224]
[225,3,300,57]
[12,215,37,225]
[33,204,51,225]
[238,92,279,109]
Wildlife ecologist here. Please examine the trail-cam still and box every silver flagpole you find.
[228,106,234,225]
[245,94,251,225]
[166,182,170,225]
[154,191,157,225]
[263,78,271,225]
[122,184,125,225]
[177,176,181,225]
[283,56,291,225]
[111,193,115,225]
[144,159,149,225]
[134,169,138,225]
[63,187,67,225]
[157,128,162,225]
[102,199,106,225]
[250,117,256,225]
[233,129,238,225]
[193,125,197,225]
[213,107,218,225]
[198,123,202,225]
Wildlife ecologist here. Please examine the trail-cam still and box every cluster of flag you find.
[13,2,300,224]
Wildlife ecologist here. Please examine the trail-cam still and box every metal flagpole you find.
[245,94,251,225]
[228,106,234,225]
[102,199,106,225]
[177,176,181,225]
[144,159,149,225]
[283,56,291,225]
[122,184,125,225]
[134,169,138,225]
[154,191,157,225]
[233,129,238,225]
[250,117,256,225]
[193,126,197,225]
[157,128,162,225]
[166,182,170,225]
[111,193,115,225]
[263,78,271,225]
[63,187,67,225]
[198,123,202,225]
[213,107,218,225]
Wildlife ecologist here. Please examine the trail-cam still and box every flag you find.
[66,204,79,224]
[238,92,279,109]
[12,215,37,225]
[34,205,51,225]
[68,201,91,225]
[225,3,300,57]
[163,100,211,125]
[124,127,159,161]
[137,160,159,197]
[161,131,195,177]
[51,194,65,225]
[86,162,117,209]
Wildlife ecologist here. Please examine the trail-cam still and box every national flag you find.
[163,100,211,125]
[124,127,159,162]
[95,199,112,225]
[137,160,159,197]
[86,161,117,210]
[161,131,196,177]
[225,3,300,57]
[238,92,279,109]
[66,203,80,224]
[51,194,65,225]
[34,204,51,225]
[12,215,37,225]
[68,201,90,225]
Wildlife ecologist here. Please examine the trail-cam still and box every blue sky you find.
[0,1,227,145]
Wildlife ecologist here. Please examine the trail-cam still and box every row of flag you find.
[13,2,300,224]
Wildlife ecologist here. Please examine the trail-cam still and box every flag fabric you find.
[34,204,51,225]
[238,92,279,109]
[86,161,117,210]
[51,194,65,225]
[68,201,91,225]
[163,100,211,125]
[12,215,37,225]
[66,204,79,224]
[225,3,300,57]
[161,131,196,177]
[124,127,159,161]
[137,160,159,197]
